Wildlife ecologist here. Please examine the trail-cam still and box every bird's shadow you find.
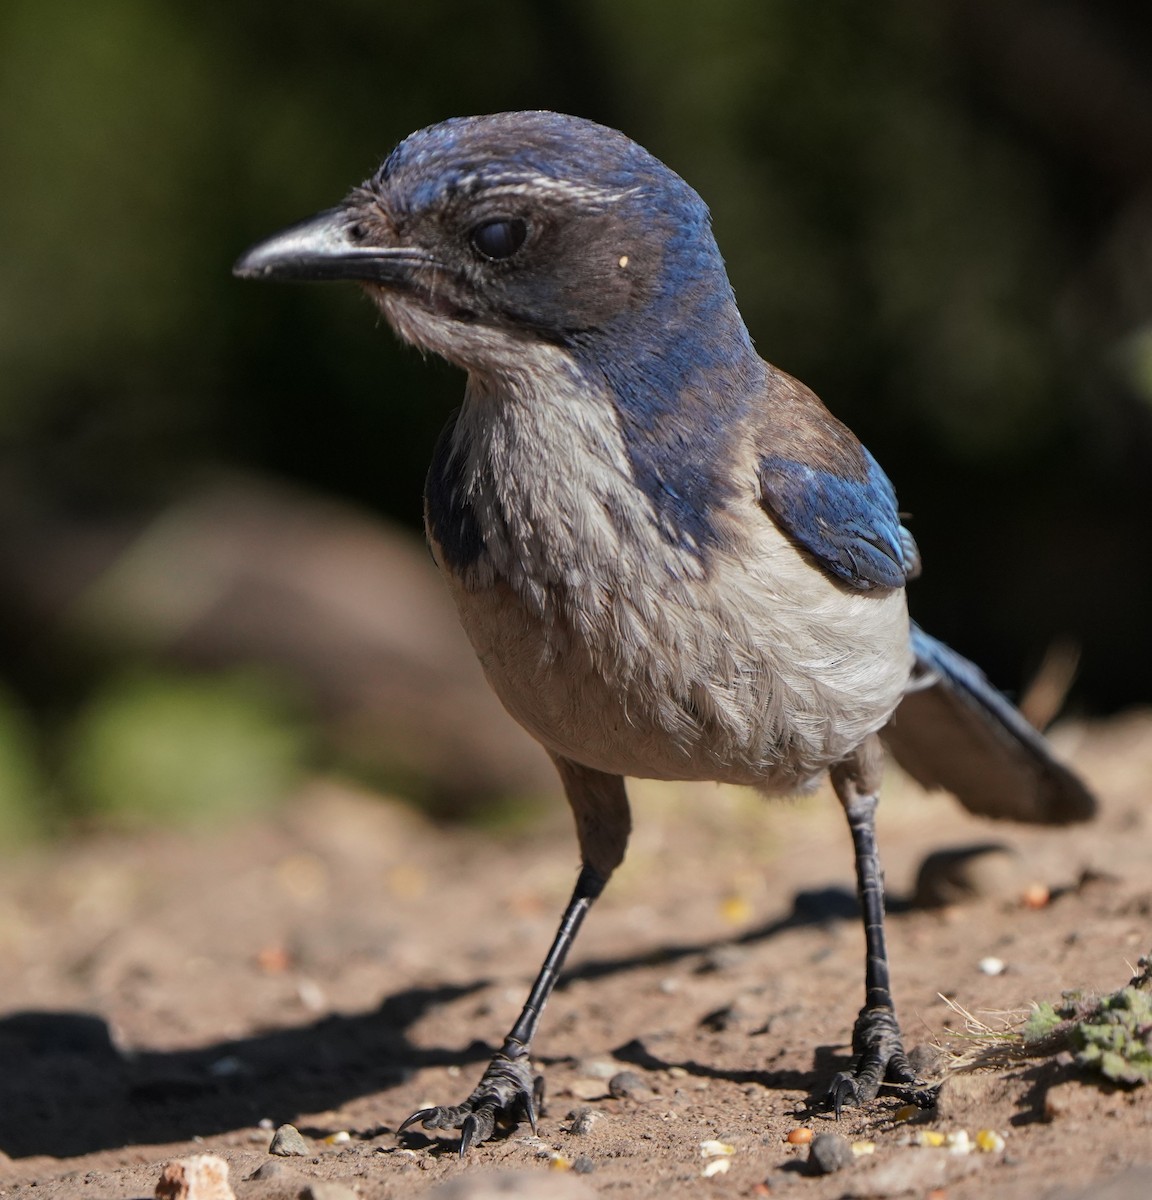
[0,886,868,1160]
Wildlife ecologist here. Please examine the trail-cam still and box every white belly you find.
[437,505,912,792]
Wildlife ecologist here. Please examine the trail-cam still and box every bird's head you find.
[234,111,744,378]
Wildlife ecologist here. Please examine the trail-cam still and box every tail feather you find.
[882,625,1095,825]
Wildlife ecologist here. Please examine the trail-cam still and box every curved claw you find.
[828,1072,860,1119]
[516,1073,545,1136]
[459,1113,480,1158]
[520,1079,540,1135]
[397,1106,437,1134]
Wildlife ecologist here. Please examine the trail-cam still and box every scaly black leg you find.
[399,757,631,1153]
[827,736,919,1112]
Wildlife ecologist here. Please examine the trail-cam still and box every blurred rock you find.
[912,843,1025,908]
[565,1106,602,1136]
[245,1161,295,1182]
[808,1132,853,1174]
[155,1154,235,1200]
[0,475,553,814]
[268,1123,310,1156]
[608,1070,655,1101]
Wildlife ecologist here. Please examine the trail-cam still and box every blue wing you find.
[881,624,1096,824]
[758,446,919,591]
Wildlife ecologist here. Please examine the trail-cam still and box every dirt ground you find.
[1,711,1150,1200]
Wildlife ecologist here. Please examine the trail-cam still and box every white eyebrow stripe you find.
[454,172,641,208]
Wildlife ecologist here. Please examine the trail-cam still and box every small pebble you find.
[269,1124,311,1157]
[155,1155,235,1200]
[978,956,1006,976]
[893,1104,920,1123]
[851,1141,876,1157]
[1020,882,1051,909]
[567,1107,602,1136]
[572,1156,595,1175]
[701,1159,730,1178]
[297,978,326,1011]
[246,1162,291,1182]
[608,1070,653,1101]
[785,1127,813,1145]
[808,1132,854,1175]
[323,1131,351,1145]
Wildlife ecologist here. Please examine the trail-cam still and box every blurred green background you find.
[1,0,1150,841]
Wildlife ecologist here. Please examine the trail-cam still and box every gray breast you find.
[427,356,912,790]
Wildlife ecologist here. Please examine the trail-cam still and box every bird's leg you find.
[398,870,600,1151]
[826,735,918,1113]
[399,756,631,1153]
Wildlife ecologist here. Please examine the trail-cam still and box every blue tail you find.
[882,625,1095,825]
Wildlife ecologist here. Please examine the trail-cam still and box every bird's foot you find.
[826,1004,926,1115]
[398,1041,543,1155]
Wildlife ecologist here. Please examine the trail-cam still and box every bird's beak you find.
[232,205,429,287]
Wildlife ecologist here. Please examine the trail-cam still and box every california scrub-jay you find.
[234,111,1094,1152]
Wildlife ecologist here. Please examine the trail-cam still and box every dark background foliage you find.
[2,0,1150,833]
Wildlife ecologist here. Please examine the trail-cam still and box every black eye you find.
[470,218,527,260]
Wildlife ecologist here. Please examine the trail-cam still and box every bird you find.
[234,110,1095,1154]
